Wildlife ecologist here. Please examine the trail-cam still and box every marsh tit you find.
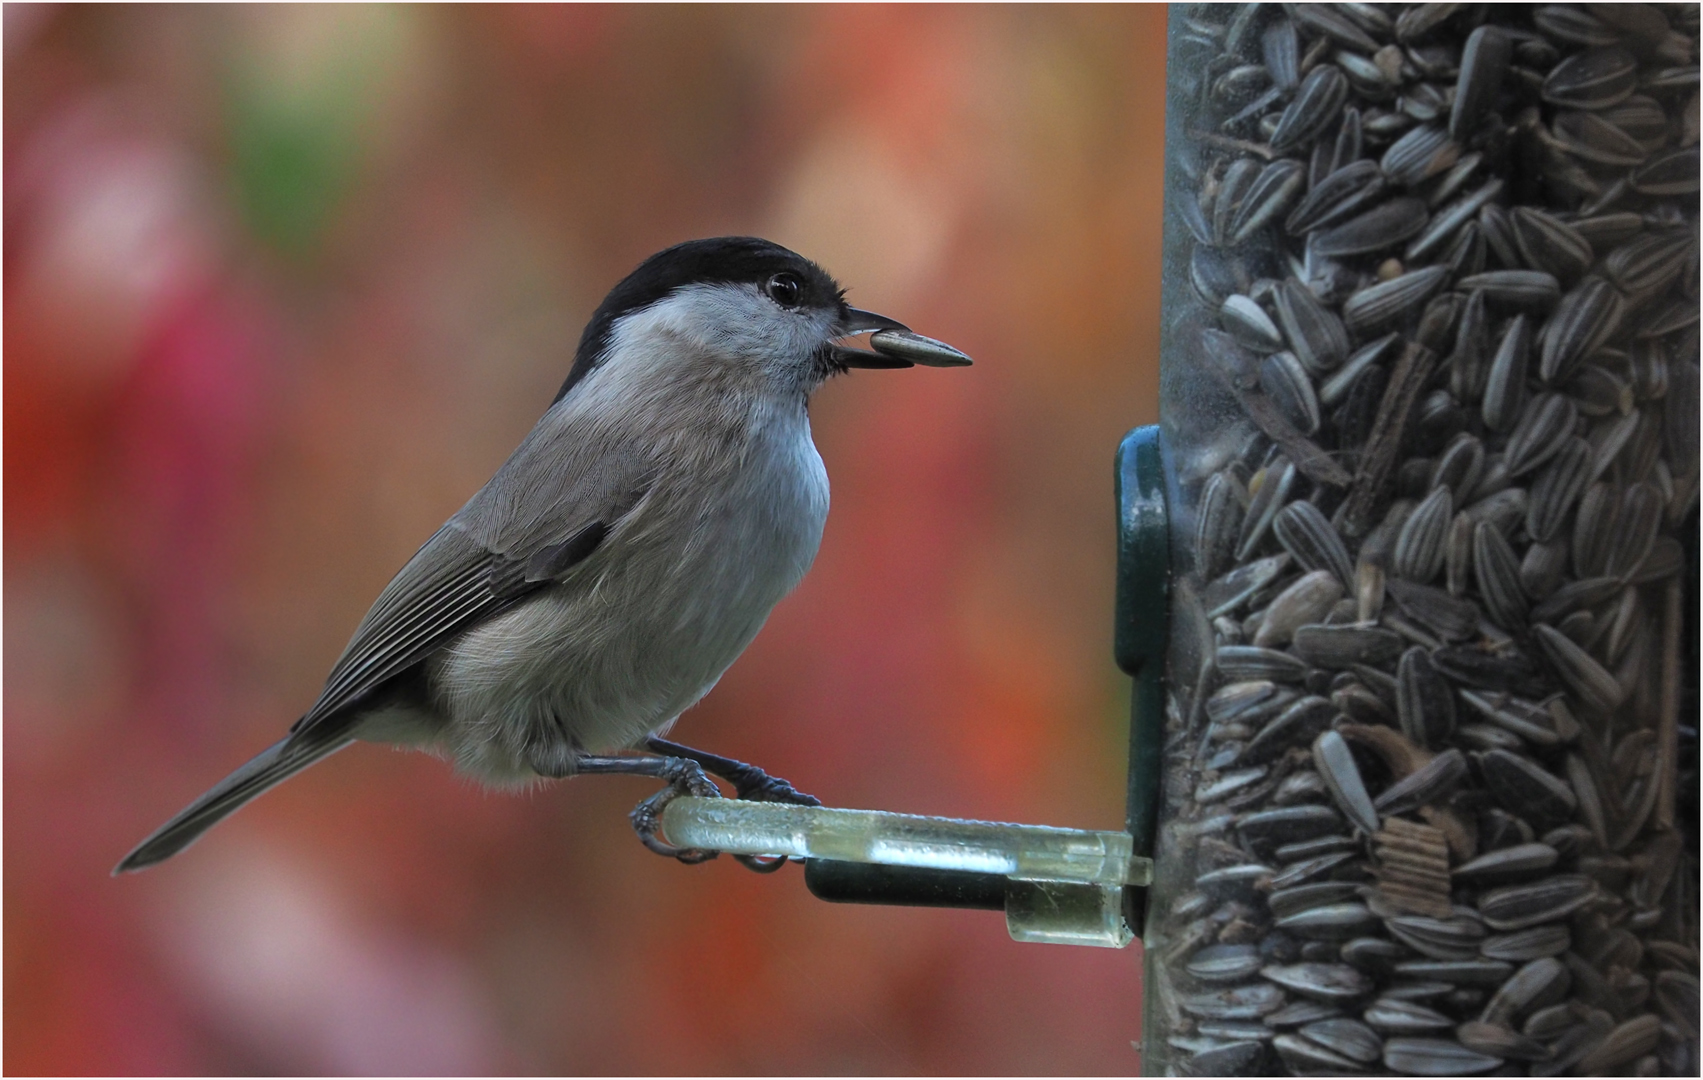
[117,236,972,874]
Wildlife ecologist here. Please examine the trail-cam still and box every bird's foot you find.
[644,737,817,874]
[571,753,722,864]
[644,736,822,806]
[630,756,722,864]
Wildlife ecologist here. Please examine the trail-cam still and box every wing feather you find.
[291,520,606,737]
[289,414,656,739]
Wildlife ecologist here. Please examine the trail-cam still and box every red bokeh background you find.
[6,5,1167,1073]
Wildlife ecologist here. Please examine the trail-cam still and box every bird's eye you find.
[764,272,803,308]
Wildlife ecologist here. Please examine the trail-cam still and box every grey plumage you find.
[117,237,967,873]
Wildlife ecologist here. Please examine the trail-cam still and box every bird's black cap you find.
[554,237,844,404]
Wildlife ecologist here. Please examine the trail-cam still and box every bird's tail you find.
[113,731,356,874]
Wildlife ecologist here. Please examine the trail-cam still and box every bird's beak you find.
[839,307,911,336]
[829,307,974,369]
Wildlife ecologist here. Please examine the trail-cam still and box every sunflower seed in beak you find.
[867,330,973,367]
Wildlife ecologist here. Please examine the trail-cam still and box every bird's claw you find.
[726,764,822,807]
[628,757,721,864]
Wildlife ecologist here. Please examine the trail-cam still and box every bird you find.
[116,236,971,874]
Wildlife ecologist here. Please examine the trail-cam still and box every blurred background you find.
[5,4,1166,1073]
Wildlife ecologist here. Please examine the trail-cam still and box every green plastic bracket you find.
[1114,425,1171,937]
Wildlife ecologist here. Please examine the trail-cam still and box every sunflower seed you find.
[1264,999,1344,1029]
[1386,915,1486,961]
[1242,695,1338,764]
[1294,1016,1383,1063]
[1470,520,1528,630]
[1293,4,1380,53]
[1373,748,1468,815]
[1654,971,1700,1036]
[1195,471,1248,581]
[1207,680,1295,726]
[1568,363,1634,417]
[1478,201,1520,266]
[1481,924,1571,962]
[1543,45,1639,109]
[1446,509,1476,596]
[1274,278,1352,374]
[1310,730,1379,835]
[1235,460,1297,562]
[1212,158,1261,244]
[1230,159,1308,243]
[1197,766,1271,804]
[1366,997,1455,1036]
[1534,5,1621,47]
[1270,1030,1357,1071]
[1259,350,1323,434]
[1479,750,1579,832]
[1513,207,1596,284]
[1389,579,1475,646]
[1190,245,1240,308]
[1393,646,1454,749]
[1381,124,1462,188]
[1632,145,1701,194]
[1270,881,1363,919]
[1287,160,1385,236]
[1457,269,1562,311]
[1458,689,1562,746]
[1481,956,1571,1027]
[1604,481,1663,579]
[1189,942,1266,984]
[1278,901,1382,941]
[1392,486,1453,582]
[1343,266,1451,334]
[1256,570,1344,647]
[1519,539,1569,600]
[1181,981,1290,1020]
[1222,294,1284,350]
[1238,803,1347,860]
[1428,435,1483,505]
[1274,500,1355,588]
[1290,624,1406,670]
[1392,958,1515,985]
[1554,108,1650,171]
[1478,875,1598,931]
[1262,17,1301,91]
[1603,232,1691,303]
[1268,850,1361,889]
[1526,437,1592,543]
[1454,842,1559,883]
[1272,64,1350,155]
[1503,392,1578,477]
[1603,90,1671,142]
[1407,180,1501,265]
[1539,277,1625,384]
[1481,314,1532,432]
[1573,210,1646,250]
[1263,961,1375,1001]
[1629,341,1672,406]
[1534,621,1626,712]
[1663,359,1697,471]
[1570,482,1618,577]
[1315,197,1431,257]
[1530,1007,1616,1076]
[1216,644,1309,683]
[1576,1013,1662,1074]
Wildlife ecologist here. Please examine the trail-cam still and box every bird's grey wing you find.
[284,523,565,737]
[290,412,658,738]
[289,506,635,738]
